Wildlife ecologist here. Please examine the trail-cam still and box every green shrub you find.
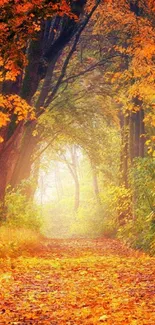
[118,212,155,255]
[129,157,155,216]
[1,187,42,231]
[100,185,132,225]
[117,158,155,255]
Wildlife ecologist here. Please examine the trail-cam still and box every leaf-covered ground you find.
[0,238,155,325]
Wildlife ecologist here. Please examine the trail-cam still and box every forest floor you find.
[0,238,155,325]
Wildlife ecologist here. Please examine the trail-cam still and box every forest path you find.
[0,238,155,325]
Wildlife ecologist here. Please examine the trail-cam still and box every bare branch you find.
[61,54,121,85]
[32,132,60,163]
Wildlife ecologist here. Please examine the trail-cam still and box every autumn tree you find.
[92,0,155,186]
[0,0,101,200]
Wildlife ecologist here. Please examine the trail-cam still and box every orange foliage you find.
[0,238,155,324]
[93,0,155,107]
[0,94,35,128]
[0,1,74,136]
[0,0,71,81]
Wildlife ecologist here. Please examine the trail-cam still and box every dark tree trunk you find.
[0,31,44,200]
[119,111,124,180]
[123,115,129,188]
[129,111,134,163]
[119,112,129,187]
[134,110,140,157]
[132,97,145,159]
[119,105,145,189]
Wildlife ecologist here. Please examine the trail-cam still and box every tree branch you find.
[32,132,60,163]
[44,0,101,109]
[61,54,121,85]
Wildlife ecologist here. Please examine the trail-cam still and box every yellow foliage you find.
[144,109,155,128]
[93,0,155,114]
[32,130,38,137]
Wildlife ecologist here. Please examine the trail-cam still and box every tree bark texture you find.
[119,106,145,188]
[0,123,24,200]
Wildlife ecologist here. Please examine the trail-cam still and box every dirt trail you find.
[0,239,155,325]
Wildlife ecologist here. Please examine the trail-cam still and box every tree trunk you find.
[91,162,100,203]
[54,163,63,201]
[0,123,24,200]
[119,112,129,187]
[139,109,145,157]
[134,110,140,157]
[119,112,124,180]
[63,146,80,211]
[10,121,39,195]
[92,167,99,197]
[0,32,44,200]
[123,115,129,187]
[70,146,80,212]
[129,111,134,163]
[20,31,45,103]
[74,174,80,212]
